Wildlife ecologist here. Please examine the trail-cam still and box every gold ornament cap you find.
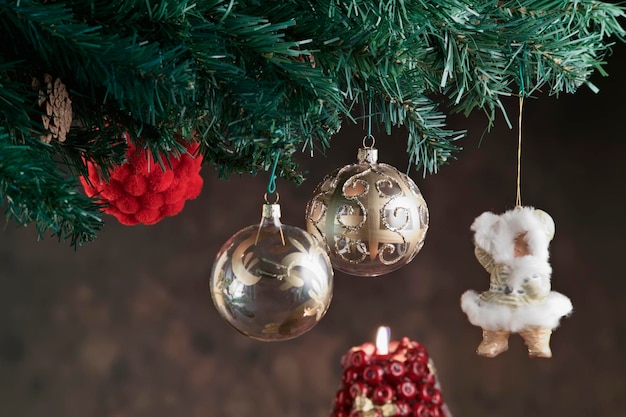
[262,203,281,219]
[357,147,378,164]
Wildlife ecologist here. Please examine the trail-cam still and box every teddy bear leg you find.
[519,327,552,358]
[477,330,510,357]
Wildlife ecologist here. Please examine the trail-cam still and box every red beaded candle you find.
[331,327,452,417]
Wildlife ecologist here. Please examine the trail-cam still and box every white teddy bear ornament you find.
[461,207,573,358]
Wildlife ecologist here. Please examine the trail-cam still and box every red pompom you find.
[146,168,174,193]
[105,205,137,226]
[135,208,161,225]
[161,200,186,217]
[80,137,203,226]
[140,193,165,210]
[110,164,131,182]
[82,183,98,198]
[123,174,147,196]
[99,180,124,201]
[184,175,203,200]
[162,176,186,203]
[116,195,140,214]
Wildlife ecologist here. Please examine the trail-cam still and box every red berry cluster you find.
[331,338,445,417]
[80,133,203,225]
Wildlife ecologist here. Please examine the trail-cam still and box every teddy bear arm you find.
[518,272,551,299]
[474,245,497,273]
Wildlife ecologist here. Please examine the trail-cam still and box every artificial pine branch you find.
[0,0,624,244]
[0,132,104,247]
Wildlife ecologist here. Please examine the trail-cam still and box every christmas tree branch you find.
[0,132,103,247]
[0,0,624,244]
[434,0,625,124]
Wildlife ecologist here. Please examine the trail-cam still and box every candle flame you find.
[375,326,390,355]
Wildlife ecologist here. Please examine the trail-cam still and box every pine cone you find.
[33,74,72,143]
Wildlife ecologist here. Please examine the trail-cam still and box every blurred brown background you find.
[1,43,625,417]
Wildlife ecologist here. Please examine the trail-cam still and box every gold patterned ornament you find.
[209,197,334,341]
[305,140,428,277]
[32,74,72,143]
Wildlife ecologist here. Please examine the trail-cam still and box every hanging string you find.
[367,90,373,142]
[266,150,280,195]
[258,150,284,246]
[516,95,523,208]
[362,89,376,148]
[516,62,525,208]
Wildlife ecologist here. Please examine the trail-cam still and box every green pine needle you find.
[0,133,104,247]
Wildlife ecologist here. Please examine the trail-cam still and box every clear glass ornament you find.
[305,143,429,277]
[210,201,334,341]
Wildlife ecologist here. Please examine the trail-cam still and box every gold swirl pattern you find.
[210,203,333,341]
[305,146,428,277]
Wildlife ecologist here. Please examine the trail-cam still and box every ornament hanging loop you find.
[359,90,377,162]
[259,151,284,246]
[362,135,376,149]
[266,150,280,196]
[263,192,280,204]
[364,89,376,149]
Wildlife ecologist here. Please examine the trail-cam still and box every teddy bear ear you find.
[534,209,555,241]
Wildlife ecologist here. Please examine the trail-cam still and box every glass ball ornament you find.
[210,201,334,341]
[305,143,429,277]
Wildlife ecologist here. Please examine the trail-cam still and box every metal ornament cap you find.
[305,146,429,277]
[261,203,281,220]
[357,147,378,164]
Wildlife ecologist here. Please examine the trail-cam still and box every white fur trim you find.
[507,255,552,293]
[460,290,573,332]
[471,207,552,264]
[470,211,501,255]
